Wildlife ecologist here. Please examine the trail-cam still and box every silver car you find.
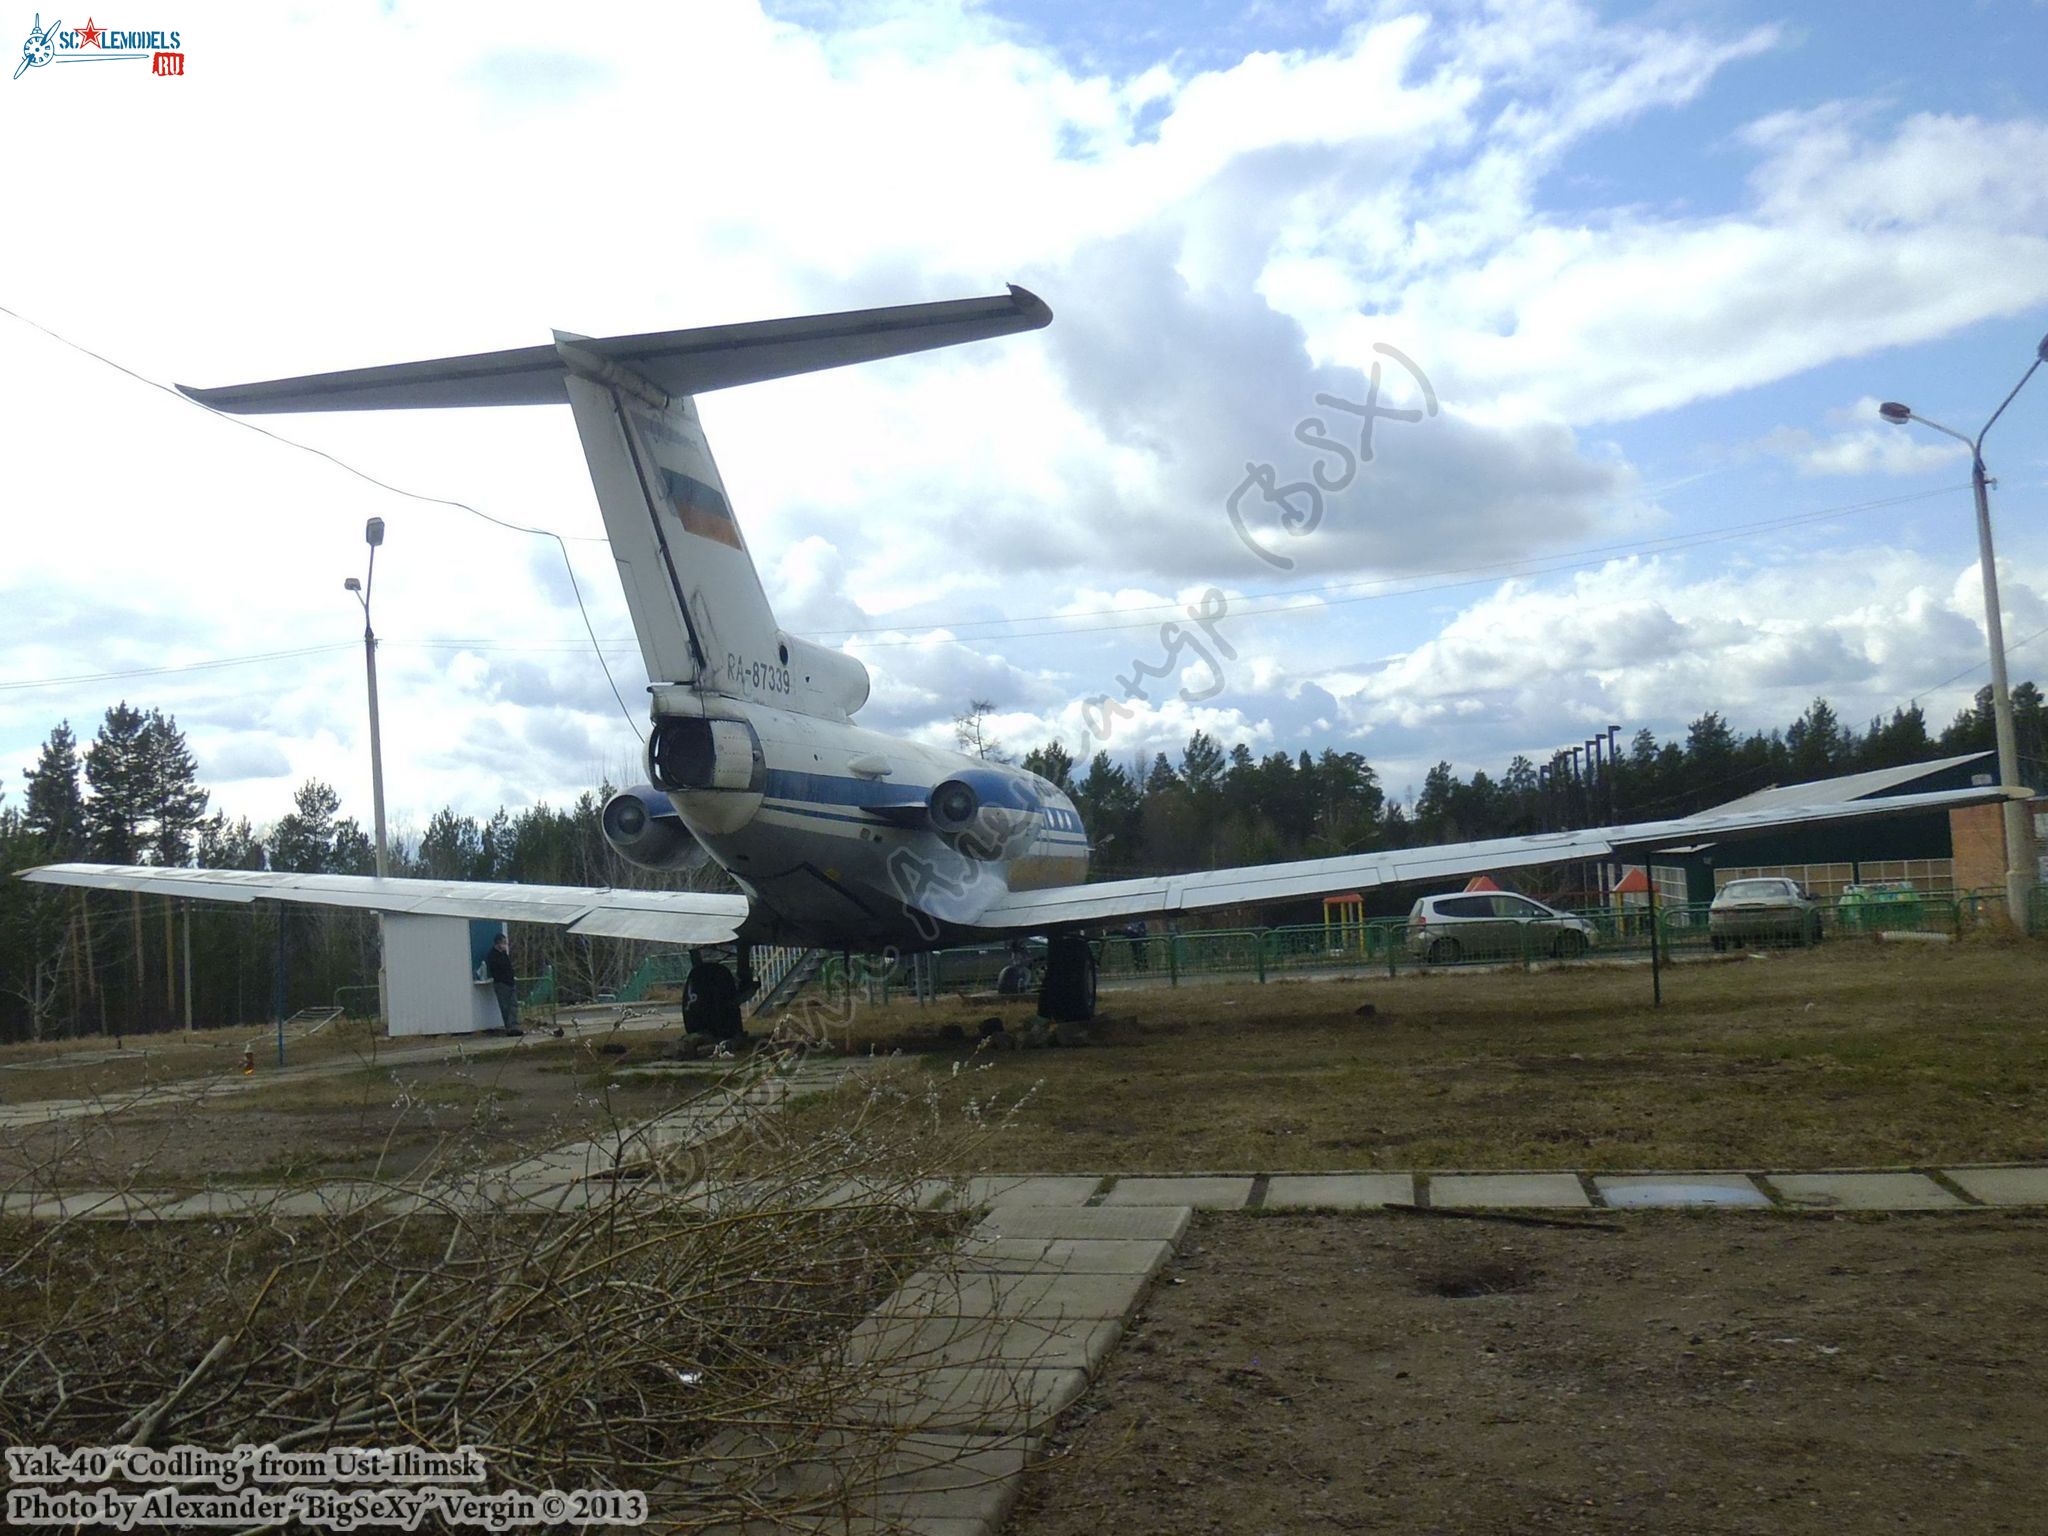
[1405,891,1597,963]
[1709,877,1823,949]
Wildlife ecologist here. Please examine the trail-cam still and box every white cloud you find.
[2,0,2044,831]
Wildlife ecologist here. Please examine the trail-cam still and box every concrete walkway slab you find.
[1770,1172,1963,1210]
[1597,1174,1771,1209]
[880,1269,1149,1322]
[1945,1167,2048,1206]
[845,1363,1090,1434]
[973,1205,1191,1243]
[843,1314,1126,1375]
[1429,1173,1589,1209]
[1264,1173,1414,1209]
[958,1175,1102,1208]
[955,1237,1172,1278]
[1101,1175,1252,1209]
[684,1427,1035,1532]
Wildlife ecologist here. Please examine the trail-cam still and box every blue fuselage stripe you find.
[763,769,932,807]
[760,768,1085,840]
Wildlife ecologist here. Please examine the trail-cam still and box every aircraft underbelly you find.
[687,801,1087,948]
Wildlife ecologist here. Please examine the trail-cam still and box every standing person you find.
[485,933,522,1037]
[1125,918,1150,971]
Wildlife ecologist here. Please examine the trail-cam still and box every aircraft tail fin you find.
[178,287,1052,713]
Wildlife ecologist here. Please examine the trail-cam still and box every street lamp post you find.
[1880,332,2048,925]
[344,517,391,879]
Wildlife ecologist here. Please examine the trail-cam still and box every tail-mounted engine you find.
[927,768,1043,861]
[601,786,706,873]
[647,716,767,794]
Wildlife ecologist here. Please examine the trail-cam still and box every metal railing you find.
[328,885,2047,1021]
[916,884,2047,988]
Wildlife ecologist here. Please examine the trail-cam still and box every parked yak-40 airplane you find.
[21,287,2021,1025]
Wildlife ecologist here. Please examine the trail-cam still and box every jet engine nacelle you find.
[782,633,871,718]
[601,786,705,873]
[928,768,1043,861]
[647,715,767,794]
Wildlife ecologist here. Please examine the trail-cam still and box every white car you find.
[1405,891,1597,964]
[1710,877,1823,949]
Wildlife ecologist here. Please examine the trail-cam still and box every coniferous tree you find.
[139,709,209,867]
[83,703,151,864]
[1020,740,1075,790]
[271,780,345,873]
[23,722,86,858]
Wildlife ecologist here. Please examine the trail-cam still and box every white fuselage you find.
[665,696,1088,949]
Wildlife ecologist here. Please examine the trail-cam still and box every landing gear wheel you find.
[1426,936,1462,965]
[1036,934,1099,1022]
[683,960,744,1042]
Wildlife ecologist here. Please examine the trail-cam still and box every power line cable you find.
[0,644,358,693]
[1,302,1999,701]
[0,303,645,741]
[1904,620,2048,709]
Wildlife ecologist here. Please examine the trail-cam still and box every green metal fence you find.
[921,884,2048,990]
[337,885,2048,1021]
[615,950,694,1003]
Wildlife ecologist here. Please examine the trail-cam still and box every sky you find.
[4,0,2047,836]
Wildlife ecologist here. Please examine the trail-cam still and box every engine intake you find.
[647,716,766,794]
[928,770,1042,861]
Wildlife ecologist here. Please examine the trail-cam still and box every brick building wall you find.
[1949,799,2045,893]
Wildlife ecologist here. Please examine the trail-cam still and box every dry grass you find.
[0,1014,429,1102]
[1,1050,1027,1526]
[0,1033,717,1187]
[782,940,2048,1173]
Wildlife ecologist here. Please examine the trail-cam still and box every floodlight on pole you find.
[346,521,391,879]
[1877,333,2048,924]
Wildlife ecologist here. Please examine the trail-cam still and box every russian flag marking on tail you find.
[663,468,745,550]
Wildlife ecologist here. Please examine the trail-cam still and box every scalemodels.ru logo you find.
[14,13,185,79]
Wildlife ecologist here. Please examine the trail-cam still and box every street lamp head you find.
[343,576,362,593]
[1878,401,1912,425]
[365,517,386,548]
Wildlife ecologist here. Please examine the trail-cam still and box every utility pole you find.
[345,517,391,878]
[1881,333,2048,925]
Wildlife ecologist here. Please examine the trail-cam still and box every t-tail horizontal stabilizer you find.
[175,287,1052,413]
[176,286,1053,716]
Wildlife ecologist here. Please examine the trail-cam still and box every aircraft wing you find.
[970,785,2018,930]
[17,865,749,947]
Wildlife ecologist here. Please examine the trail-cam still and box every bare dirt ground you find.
[1014,1210,2048,1536]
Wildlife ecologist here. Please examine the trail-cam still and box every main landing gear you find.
[683,945,749,1042]
[1035,933,1099,1023]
